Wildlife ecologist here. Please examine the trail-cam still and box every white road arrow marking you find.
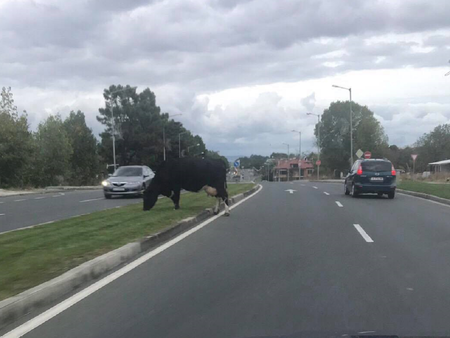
[285,189,297,194]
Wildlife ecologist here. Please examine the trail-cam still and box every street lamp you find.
[332,84,353,164]
[307,113,321,180]
[163,113,182,161]
[108,86,137,171]
[178,131,188,158]
[282,143,290,181]
[292,130,302,180]
[187,143,200,154]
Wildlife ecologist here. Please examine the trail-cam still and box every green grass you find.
[398,180,450,200]
[0,183,255,301]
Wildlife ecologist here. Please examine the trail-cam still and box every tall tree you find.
[64,111,99,185]
[97,85,206,168]
[316,101,388,172]
[34,114,73,186]
[0,87,33,187]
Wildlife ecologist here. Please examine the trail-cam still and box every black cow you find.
[143,157,230,215]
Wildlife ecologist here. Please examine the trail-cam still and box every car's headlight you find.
[102,180,110,187]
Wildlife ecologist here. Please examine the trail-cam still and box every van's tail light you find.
[391,165,396,176]
[356,165,363,175]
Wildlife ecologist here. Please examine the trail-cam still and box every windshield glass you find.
[113,167,142,177]
[362,161,392,172]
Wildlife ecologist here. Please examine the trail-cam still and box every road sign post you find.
[316,160,321,180]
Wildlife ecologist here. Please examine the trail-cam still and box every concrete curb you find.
[397,188,450,206]
[0,184,261,330]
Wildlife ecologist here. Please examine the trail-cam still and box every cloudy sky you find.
[1,0,450,158]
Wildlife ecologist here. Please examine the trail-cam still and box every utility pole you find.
[108,86,137,171]
[307,113,321,180]
[282,143,290,181]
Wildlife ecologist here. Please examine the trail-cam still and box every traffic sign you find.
[411,154,418,161]
[316,160,321,166]
[234,159,240,168]
[364,151,372,159]
[355,149,364,158]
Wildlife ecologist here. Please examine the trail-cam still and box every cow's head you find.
[143,179,160,211]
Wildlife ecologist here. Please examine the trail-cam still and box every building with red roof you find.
[273,158,314,181]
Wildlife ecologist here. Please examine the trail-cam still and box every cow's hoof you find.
[174,205,180,210]
[224,212,230,217]
[213,211,219,215]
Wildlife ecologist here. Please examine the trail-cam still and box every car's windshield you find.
[361,161,392,172]
[113,167,142,177]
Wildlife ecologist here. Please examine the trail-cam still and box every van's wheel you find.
[104,193,112,199]
[377,192,383,197]
[388,191,395,199]
[351,184,358,198]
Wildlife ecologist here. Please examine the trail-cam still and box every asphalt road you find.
[0,190,142,234]
[5,181,450,337]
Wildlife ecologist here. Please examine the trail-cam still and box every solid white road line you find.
[313,186,318,189]
[14,199,26,202]
[323,192,330,196]
[34,197,45,200]
[353,224,374,243]
[79,198,103,203]
[2,185,263,338]
[335,201,343,207]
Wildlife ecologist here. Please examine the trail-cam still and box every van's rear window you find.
[362,161,391,172]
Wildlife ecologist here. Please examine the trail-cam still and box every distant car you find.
[344,159,396,199]
[102,165,154,199]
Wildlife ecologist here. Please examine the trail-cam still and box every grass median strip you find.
[0,183,255,301]
[398,180,450,200]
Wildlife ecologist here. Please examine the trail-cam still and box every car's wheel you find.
[344,182,350,195]
[351,184,359,198]
[377,192,383,197]
[104,193,112,199]
[388,191,395,199]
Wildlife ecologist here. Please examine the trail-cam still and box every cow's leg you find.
[217,184,230,216]
[170,189,181,210]
[213,198,221,215]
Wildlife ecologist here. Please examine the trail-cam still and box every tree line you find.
[0,85,226,188]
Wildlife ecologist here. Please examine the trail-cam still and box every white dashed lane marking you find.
[313,186,318,189]
[353,224,374,243]
[34,197,45,200]
[14,199,26,202]
[335,201,343,207]
[323,192,330,195]
[0,214,5,216]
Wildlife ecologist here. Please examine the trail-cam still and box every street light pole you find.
[292,130,301,180]
[163,113,182,161]
[282,143,290,181]
[332,84,353,164]
[187,143,200,154]
[108,86,137,171]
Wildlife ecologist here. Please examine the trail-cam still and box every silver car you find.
[102,165,155,199]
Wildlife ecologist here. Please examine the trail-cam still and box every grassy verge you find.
[0,183,255,301]
[398,180,450,200]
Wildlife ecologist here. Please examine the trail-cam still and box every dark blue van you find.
[344,159,396,199]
